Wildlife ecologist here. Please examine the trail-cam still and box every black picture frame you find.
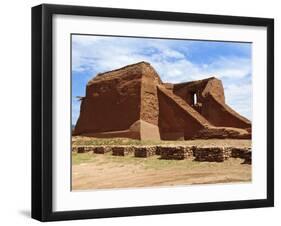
[31,3,274,222]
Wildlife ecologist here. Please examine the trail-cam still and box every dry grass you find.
[72,136,251,148]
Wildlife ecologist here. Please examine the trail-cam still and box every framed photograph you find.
[32,4,274,221]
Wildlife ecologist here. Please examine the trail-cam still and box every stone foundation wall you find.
[134,146,156,157]
[230,147,252,164]
[93,146,111,154]
[193,147,231,162]
[242,151,252,164]
[159,146,194,160]
[73,145,252,164]
[112,146,134,156]
[77,146,92,153]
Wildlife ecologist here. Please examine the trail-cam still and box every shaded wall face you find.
[157,89,204,140]
[173,87,194,105]
[158,92,185,140]
[173,79,250,129]
[173,79,225,106]
[173,83,207,107]
[74,74,142,134]
[201,95,251,128]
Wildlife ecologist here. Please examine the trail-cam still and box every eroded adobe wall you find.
[139,65,162,140]
[140,63,162,126]
[74,61,251,140]
[173,78,216,106]
[193,126,251,139]
[201,95,251,129]
[157,86,209,140]
[158,91,186,140]
[173,78,251,129]
[74,64,143,136]
[200,79,251,128]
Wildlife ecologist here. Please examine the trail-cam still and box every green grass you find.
[72,137,213,146]
[73,137,163,146]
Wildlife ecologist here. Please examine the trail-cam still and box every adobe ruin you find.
[73,61,251,140]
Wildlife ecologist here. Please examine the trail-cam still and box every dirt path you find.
[72,154,251,190]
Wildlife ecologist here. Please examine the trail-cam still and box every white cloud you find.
[73,36,251,82]
[224,83,252,120]
[203,57,251,79]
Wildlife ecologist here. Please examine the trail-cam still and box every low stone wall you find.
[193,147,231,162]
[112,146,134,156]
[93,146,111,154]
[231,147,249,158]
[242,151,251,164]
[134,146,156,158]
[73,144,252,164]
[156,146,162,155]
[159,146,194,160]
[230,147,251,164]
[77,146,93,153]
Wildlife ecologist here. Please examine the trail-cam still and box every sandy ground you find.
[72,153,251,190]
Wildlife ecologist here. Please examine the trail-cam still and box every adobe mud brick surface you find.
[73,61,252,140]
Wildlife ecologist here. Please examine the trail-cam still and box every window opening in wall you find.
[193,93,197,105]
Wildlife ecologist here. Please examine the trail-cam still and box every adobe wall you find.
[78,129,141,140]
[173,78,208,105]
[173,77,225,108]
[74,62,251,140]
[74,65,143,135]
[140,63,162,126]
[139,65,162,140]
[201,95,251,128]
[157,86,208,140]
[200,79,251,128]
[157,90,185,140]
[172,77,251,129]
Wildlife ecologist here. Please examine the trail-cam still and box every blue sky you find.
[72,35,252,125]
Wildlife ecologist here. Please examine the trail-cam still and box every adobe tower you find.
[73,61,251,140]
